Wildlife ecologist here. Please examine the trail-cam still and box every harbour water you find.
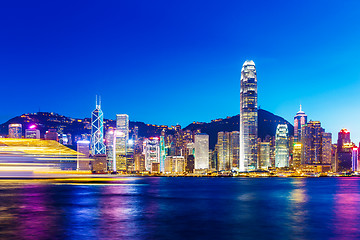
[0,177,359,239]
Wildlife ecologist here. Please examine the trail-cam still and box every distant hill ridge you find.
[185,109,294,149]
[0,109,293,149]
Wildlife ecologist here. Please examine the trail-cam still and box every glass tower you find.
[194,133,209,170]
[275,124,289,168]
[240,60,258,171]
[91,96,106,155]
[115,114,129,171]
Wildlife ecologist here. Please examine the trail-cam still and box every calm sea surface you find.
[0,177,360,240]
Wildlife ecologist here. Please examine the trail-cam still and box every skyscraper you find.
[301,121,332,166]
[91,96,106,155]
[115,114,129,171]
[194,133,209,170]
[275,124,289,168]
[217,132,231,171]
[337,128,353,172]
[294,105,307,142]
[77,140,91,170]
[230,131,240,169]
[105,128,115,172]
[240,60,258,171]
[258,142,271,169]
[352,147,358,171]
[321,132,332,165]
[159,136,166,172]
[144,137,160,171]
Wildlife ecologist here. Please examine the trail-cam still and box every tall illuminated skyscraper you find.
[144,137,160,171]
[217,132,230,171]
[258,142,271,169]
[240,60,258,171]
[275,124,289,168]
[105,128,115,172]
[294,105,307,142]
[115,114,129,171]
[159,136,166,172]
[194,133,209,170]
[337,128,353,172]
[352,147,358,171]
[230,131,240,169]
[91,96,106,155]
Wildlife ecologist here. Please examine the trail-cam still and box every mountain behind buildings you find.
[0,109,293,149]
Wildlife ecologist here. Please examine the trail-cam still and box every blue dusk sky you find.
[1,0,360,143]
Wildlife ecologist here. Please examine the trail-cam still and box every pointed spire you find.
[95,95,101,109]
[299,104,302,112]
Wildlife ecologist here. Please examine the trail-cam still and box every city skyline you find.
[1,1,360,144]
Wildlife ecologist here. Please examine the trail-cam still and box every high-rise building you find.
[114,114,129,171]
[292,143,302,167]
[77,140,91,170]
[293,105,307,142]
[240,60,258,171]
[194,133,209,170]
[321,132,332,165]
[160,136,166,172]
[301,121,323,165]
[185,142,195,173]
[8,124,22,138]
[105,128,115,172]
[275,124,289,168]
[337,129,353,172]
[258,142,271,169]
[230,131,240,169]
[301,121,332,166]
[352,147,358,171]
[144,137,160,171]
[217,132,231,171]
[91,96,106,155]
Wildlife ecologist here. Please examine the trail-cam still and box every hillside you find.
[184,109,294,149]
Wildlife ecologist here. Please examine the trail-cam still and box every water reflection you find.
[18,184,59,239]
[331,178,360,239]
[288,179,309,239]
[98,183,145,239]
[1,178,360,239]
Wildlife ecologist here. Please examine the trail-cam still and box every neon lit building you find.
[240,60,258,171]
[194,133,209,170]
[25,125,40,139]
[160,136,166,172]
[294,105,307,142]
[8,124,22,138]
[91,96,106,155]
[115,114,129,171]
[275,124,289,168]
[337,128,353,172]
[144,137,160,171]
[352,147,358,171]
